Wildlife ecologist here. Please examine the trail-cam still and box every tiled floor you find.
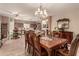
[0,35,28,56]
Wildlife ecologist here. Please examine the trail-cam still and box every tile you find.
[0,35,29,56]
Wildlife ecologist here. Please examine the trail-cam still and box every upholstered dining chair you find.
[55,34,79,56]
[33,34,48,56]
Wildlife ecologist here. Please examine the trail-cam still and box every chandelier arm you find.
[35,3,48,19]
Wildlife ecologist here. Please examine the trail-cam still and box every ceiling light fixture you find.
[35,3,48,20]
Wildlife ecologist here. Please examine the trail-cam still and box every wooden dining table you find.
[40,37,67,56]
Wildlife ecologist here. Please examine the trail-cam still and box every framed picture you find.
[57,18,70,30]
[42,24,47,28]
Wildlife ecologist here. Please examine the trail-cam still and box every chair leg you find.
[28,44,30,54]
[32,48,35,56]
[30,46,34,56]
[25,43,28,55]
[34,51,36,56]
[26,44,34,56]
[54,49,56,56]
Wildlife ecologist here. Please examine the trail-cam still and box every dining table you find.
[40,36,67,56]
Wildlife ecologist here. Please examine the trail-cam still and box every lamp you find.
[35,4,48,20]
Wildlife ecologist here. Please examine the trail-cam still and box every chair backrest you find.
[53,31,61,38]
[33,34,41,54]
[25,31,28,41]
[75,40,79,56]
[25,30,41,55]
[69,34,79,56]
[74,34,79,56]
[28,30,34,45]
[25,31,30,42]
[24,30,34,45]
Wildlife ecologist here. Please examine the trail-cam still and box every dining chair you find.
[70,34,79,56]
[25,31,29,54]
[25,30,35,55]
[53,31,61,38]
[55,34,79,56]
[27,30,35,55]
[33,34,48,56]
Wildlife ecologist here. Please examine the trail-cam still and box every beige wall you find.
[51,10,79,38]
[1,16,8,24]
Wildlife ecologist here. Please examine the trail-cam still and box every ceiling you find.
[0,3,79,21]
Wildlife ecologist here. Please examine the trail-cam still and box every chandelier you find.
[35,4,48,20]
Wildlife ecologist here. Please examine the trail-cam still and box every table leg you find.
[47,48,52,56]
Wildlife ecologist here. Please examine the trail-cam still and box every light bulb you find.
[38,8,41,12]
[40,11,43,15]
[35,11,38,15]
[44,9,48,16]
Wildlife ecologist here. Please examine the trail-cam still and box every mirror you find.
[57,18,70,31]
